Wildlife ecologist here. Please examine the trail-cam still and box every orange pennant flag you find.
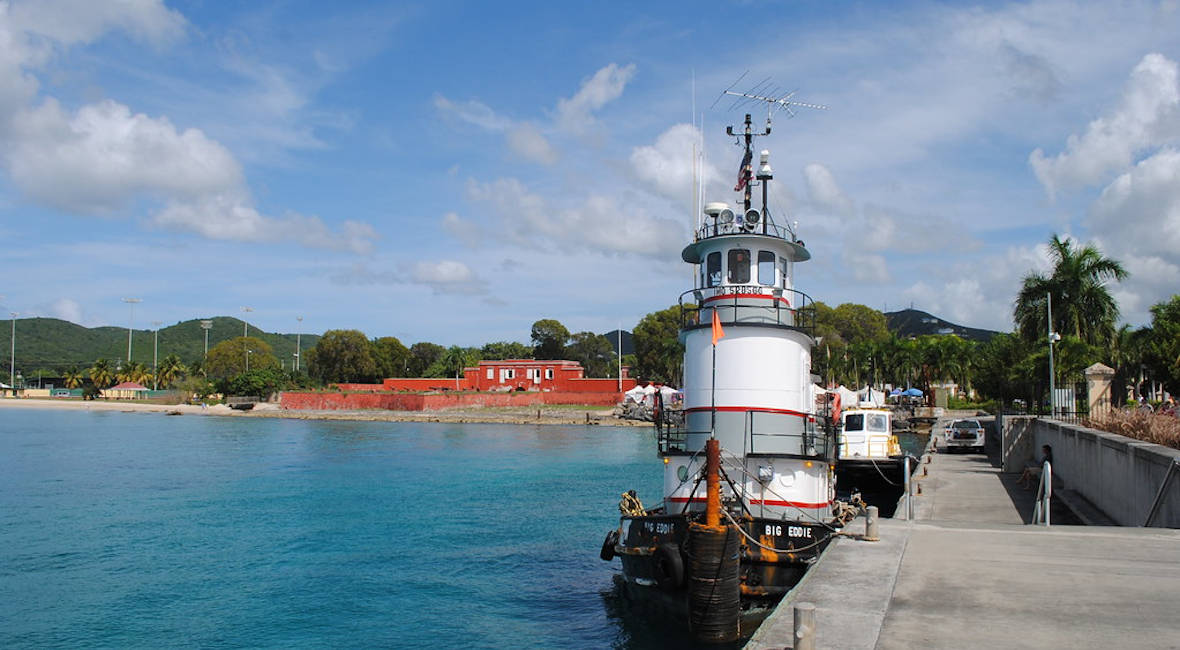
[711,309,725,346]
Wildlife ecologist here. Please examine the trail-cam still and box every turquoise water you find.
[0,409,678,648]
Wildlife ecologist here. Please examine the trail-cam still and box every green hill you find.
[884,309,1001,342]
[1,316,319,376]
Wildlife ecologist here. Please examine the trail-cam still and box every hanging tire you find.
[600,529,619,561]
[652,544,685,590]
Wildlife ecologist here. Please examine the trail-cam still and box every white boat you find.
[835,407,917,517]
[599,109,850,643]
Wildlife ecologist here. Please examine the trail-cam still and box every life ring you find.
[832,392,842,423]
[600,529,619,561]
[652,544,684,590]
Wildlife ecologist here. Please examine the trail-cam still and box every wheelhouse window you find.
[844,413,864,432]
[758,251,776,286]
[706,252,721,287]
[727,249,750,284]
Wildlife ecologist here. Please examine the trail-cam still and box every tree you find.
[632,305,683,385]
[438,346,475,388]
[305,329,377,384]
[63,367,84,389]
[1014,234,1128,349]
[567,331,615,378]
[117,361,151,386]
[88,359,114,388]
[157,354,187,389]
[223,368,287,398]
[206,337,279,379]
[1145,295,1180,395]
[481,341,532,361]
[371,336,411,379]
[973,333,1036,408]
[407,342,445,377]
[531,319,570,360]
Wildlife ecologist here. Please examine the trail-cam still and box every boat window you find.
[758,251,776,286]
[867,414,888,431]
[844,413,864,432]
[727,249,750,284]
[706,252,721,287]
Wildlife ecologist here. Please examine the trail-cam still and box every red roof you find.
[107,382,149,390]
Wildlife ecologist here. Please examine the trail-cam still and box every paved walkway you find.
[748,418,1180,649]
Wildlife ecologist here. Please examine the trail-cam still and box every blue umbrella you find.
[889,388,903,396]
[902,387,923,397]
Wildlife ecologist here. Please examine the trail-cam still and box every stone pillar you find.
[1086,363,1115,419]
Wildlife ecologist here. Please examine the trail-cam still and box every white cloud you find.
[47,297,83,323]
[802,163,853,216]
[630,123,717,204]
[7,0,185,48]
[411,260,485,295]
[465,177,686,257]
[433,94,511,132]
[1088,147,1180,258]
[1030,53,1180,199]
[441,211,483,248]
[0,2,376,255]
[506,123,557,164]
[555,63,635,135]
[842,250,889,284]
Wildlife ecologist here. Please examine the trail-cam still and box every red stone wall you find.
[279,390,626,411]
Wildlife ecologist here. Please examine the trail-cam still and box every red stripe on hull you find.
[685,405,813,419]
[703,293,792,306]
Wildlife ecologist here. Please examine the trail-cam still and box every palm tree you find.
[88,359,115,388]
[118,361,151,386]
[1014,234,1128,349]
[63,367,84,389]
[157,354,187,388]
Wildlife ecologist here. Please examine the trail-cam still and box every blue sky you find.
[2,0,1179,346]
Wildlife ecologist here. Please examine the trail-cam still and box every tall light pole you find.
[9,311,16,393]
[200,320,213,360]
[295,316,303,371]
[246,349,253,373]
[241,306,253,338]
[122,298,141,362]
[1047,293,1061,417]
[152,321,162,390]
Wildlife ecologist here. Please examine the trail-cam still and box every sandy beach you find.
[0,397,648,427]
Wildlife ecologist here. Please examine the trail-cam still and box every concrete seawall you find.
[1002,416,1180,527]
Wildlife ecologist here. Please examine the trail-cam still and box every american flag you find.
[734,149,752,192]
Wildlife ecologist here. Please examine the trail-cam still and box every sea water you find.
[0,408,679,649]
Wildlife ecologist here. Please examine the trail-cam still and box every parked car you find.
[943,419,986,453]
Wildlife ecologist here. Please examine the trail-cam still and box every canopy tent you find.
[857,387,887,408]
[889,387,903,397]
[902,387,924,397]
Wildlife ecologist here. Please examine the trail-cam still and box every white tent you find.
[624,385,647,403]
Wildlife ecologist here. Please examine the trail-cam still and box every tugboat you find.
[599,104,853,643]
[835,407,917,517]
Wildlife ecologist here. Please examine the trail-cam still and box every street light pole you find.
[1047,293,1060,417]
[152,321,162,390]
[9,311,16,393]
[246,349,252,373]
[241,306,253,338]
[123,298,142,362]
[200,320,213,360]
[295,316,303,372]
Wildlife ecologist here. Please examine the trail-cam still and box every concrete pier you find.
[747,418,1180,649]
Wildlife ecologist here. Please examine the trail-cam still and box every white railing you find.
[1031,460,1052,526]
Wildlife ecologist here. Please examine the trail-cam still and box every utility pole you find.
[152,321,162,389]
[1047,293,1061,417]
[295,315,303,372]
[200,320,213,360]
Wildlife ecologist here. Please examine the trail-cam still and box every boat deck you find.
[747,417,1180,649]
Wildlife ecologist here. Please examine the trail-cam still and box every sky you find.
[1,0,1179,346]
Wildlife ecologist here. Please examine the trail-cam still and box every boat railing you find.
[678,288,815,335]
[657,410,831,459]
[693,219,794,241]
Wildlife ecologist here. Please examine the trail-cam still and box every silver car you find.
[943,419,985,453]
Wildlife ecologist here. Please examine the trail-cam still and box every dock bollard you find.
[865,505,879,541]
[794,602,816,650]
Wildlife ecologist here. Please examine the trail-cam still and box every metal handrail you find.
[694,219,795,241]
[678,288,816,335]
[1031,460,1052,526]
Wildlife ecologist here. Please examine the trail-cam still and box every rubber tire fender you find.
[652,544,685,590]
[600,529,620,561]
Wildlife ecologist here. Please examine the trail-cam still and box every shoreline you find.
[0,397,650,427]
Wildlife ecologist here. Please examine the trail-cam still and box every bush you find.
[1089,410,1180,450]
